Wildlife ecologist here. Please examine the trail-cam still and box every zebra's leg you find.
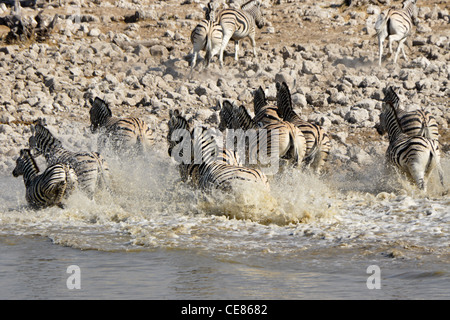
[378,36,385,66]
[394,37,407,64]
[234,40,239,61]
[219,31,233,67]
[400,38,408,62]
[249,33,257,57]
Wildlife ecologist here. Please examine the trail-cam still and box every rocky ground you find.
[0,0,448,178]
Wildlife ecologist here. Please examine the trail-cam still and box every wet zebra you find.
[217,0,265,66]
[276,82,331,174]
[12,149,78,209]
[380,87,444,191]
[190,1,223,70]
[89,97,153,156]
[168,110,268,191]
[219,97,306,171]
[29,120,111,199]
[377,101,439,141]
[375,0,418,66]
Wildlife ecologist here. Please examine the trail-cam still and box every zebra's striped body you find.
[380,87,444,191]
[12,149,77,209]
[276,82,331,174]
[29,120,110,199]
[190,1,223,70]
[89,97,153,156]
[220,96,306,170]
[375,0,418,66]
[376,89,439,141]
[217,0,265,66]
[168,110,268,191]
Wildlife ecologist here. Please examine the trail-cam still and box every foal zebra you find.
[89,97,153,156]
[12,149,77,209]
[217,0,265,66]
[276,82,331,174]
[190,1,223,70]
[168,110,268,191]
[375,0,418,66]
[380,87,444,191]
[29,120,111,199]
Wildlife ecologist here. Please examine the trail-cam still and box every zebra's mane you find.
[276,81,297,122]
[383,87,405,136]
[253,86,267,115]
[19,149,40,174]
[32,122,64,150]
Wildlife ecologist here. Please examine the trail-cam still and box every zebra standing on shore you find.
[89,97,153,156]
[216,0,265,66]
[276,82,331,174]
[375,0,418,66]
[29,119,111,199]
[379,87,444,191]
[12,149,78,209]
[190,1,223,71]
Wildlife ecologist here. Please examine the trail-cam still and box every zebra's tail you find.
[375,11,389,38]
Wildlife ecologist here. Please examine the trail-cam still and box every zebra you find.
[217,0,265,66]
[12,149,78,209]
[89,97,153,156]
[375,0,418,66]
[376,90,439,141]
[190,1,223,71]
[29,119,111,199]
[168,110,268,191]
[380,87,444,191]
[276,81,331,174]
[253,86,282,126]
[219,97,306,171]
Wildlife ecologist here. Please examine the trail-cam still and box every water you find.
[1,148,449,300]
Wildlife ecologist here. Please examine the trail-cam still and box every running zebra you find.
[375,0,418,66]
[12,149,78,209]
[276,82,331,174]
[376,90,439,141]
[89,97,153,156]
[168,110,268,191]
[217,0,265,66]
[380,87,444,191]
[219,97,306,171]
[190,1,223,71]
[29,119,111,199]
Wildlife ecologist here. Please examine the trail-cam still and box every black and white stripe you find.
[377,91,439,141]
[217,0,265,66]
[190,1,223,70]
[12,149,77,209]
[168,110,268,191]
[29,120,110,199]
[89,97,153,156]
[220,94,306,170]
[381,87,444,191]
[276,81,331,174]
[375,0,418,66]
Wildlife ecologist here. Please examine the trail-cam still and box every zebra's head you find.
[218,100,235,131]
[241,0,265,29]
[12,149,38,178]
[403,0,418,24]
[167,110,191,159]
[379,86,404,140]
[89,97,112,133]
[29,120,63,156]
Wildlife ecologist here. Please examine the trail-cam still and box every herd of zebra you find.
[190,0,419,69]
[10,0,446,210]
[11,80,445,210]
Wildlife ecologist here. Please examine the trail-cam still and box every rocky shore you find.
[0,0,448,178]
